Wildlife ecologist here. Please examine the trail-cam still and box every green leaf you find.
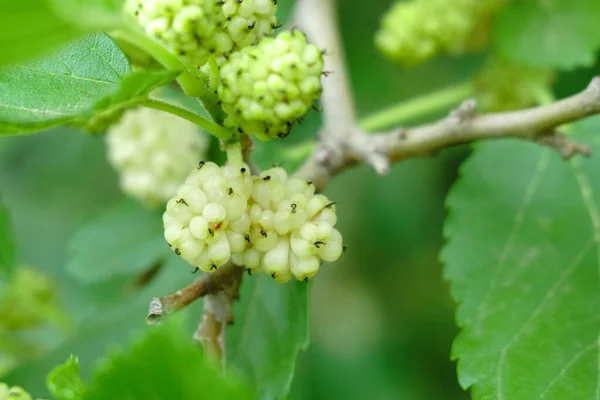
[0,0,125,66]
[0,194,16,279]
[443,117,600,399]
[495,0,600,69]
[93,70,181,113]
[67,199,169,283]
[0,1,82,66]
[0,33,178,135]
[228,276,309,400]
[47,355,85,400]
[83,322,251,400]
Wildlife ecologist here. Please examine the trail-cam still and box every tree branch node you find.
[536,132,592,159]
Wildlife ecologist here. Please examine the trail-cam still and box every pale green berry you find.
[220,0,278,51]
[263,235,291,281]
[203,202,227,224]
[189,216,210,240]
[106,108,208,206]
[318,228,343,262]
[243,247,262,270]
[290,254,320,281]
[218,30,324,140]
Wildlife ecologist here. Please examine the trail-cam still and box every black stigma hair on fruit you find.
[228,187,234,195]
[192,267,200,273]
[314,241,326,249]
[271,272,276,279]
[247,21,256,30]
[303,277,309,282]
[245,234,251,243]
[210,264,218,270]
[208,228,214,236]
[174,247,181,255]
[263,175,271,181]
[291,203,297,213]
[176,198,188,206]
[240,167,247,173]
[246,268,252,276]
[326,202,336,208]
[260,230,267,237]
[198,161,205,169]
[271,22,283,29]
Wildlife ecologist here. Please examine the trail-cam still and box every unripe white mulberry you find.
[0,384,33,400]
[106,108,208,206]
[240,167,343,282]
[126,0,231,66]
[221,0,278,50]
[217,30,324,141]
[163,164,343,282]
[163,162,253,272]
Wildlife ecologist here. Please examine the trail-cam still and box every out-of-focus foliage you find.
[495,0,600,69]
[83,323,251,400]
[46,356,85,400]
[0,195,15,278]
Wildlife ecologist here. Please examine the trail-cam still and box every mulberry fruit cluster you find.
[375,0,506,67]
[163,163,343,282]
[126,0,278,67]
[217,30,324,141]
[0,384,33,400]
[106,107,208,206]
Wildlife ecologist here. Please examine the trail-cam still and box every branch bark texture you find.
[293,0,600,190]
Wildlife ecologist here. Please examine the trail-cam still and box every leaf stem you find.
[143,99,233,140]
[111,29,207,97]
[358,81,476,132]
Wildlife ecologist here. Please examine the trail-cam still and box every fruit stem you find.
[226,142,244,165]
[358,80,475,132]
[143,98,233,140]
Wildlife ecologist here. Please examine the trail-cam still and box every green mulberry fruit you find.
[126,0,231,67]
[375,0,507,67]
[217,30,324,141]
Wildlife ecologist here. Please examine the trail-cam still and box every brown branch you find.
[192,275,242,368]
[292,0,600,190]
[146,264,243,324]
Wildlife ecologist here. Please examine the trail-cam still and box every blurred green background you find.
[1,0,598,399]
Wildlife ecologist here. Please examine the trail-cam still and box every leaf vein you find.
[570,160,600,400]
[14,64,115,85]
